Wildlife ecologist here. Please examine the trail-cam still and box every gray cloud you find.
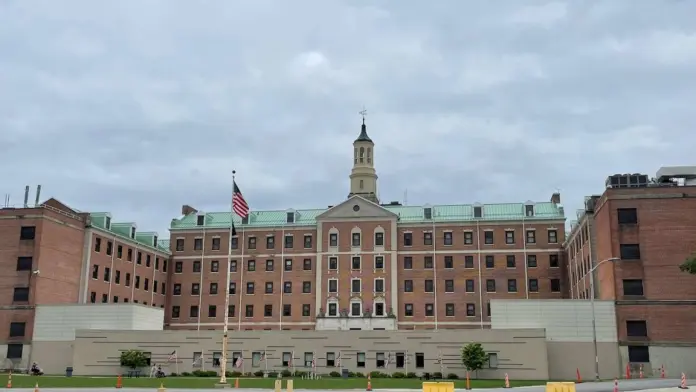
[2,0,696,233]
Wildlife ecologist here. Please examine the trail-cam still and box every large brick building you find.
[565,167,696,371]
[0,195,170,364]
[166,120,566,331]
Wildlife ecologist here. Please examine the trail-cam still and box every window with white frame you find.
[350,300,362,316]
[351,256,361,270]
[328,256,338,270]
[374,278,384,293]
[374,256,384,269]
[328,279,338,293]
[351,231,361,247]
[374,231,384,247]
[329,232,338,247]
[351,279,361,293]
[374,299,386,316]
[327,301,338,316]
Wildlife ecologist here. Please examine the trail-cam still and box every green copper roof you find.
[355,121,372,143]
[170,202,565,230]
[90,212,171,254]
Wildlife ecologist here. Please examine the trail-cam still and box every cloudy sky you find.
[2,0,695,234]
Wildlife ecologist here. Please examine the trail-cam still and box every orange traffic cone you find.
[679,373,688,389]
[34,382,39,392]
[366,374,372,391]
[116,374,123,388]
[661,365,666,379]
[576,368,582,383]
[6,372,11,388]
[234,378,239,388]
[504,373,510,388]
[613,379,619,392]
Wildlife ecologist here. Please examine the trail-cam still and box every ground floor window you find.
[627,346,650,363]
[6,344,22,359]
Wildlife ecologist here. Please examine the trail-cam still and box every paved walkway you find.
[0,378,684,392]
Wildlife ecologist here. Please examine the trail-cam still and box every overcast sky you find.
[2,0,695,234]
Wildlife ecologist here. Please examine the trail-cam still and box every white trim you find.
[372,296,387,317]
[350,277,362,294]
[374,277,385,294]
[351,255,362,271]
[327,256,339,271]
[326,298,339,316]
[374,255,385,270]
[328,228,339,250]
[327,278,339,294]
[397,321,492,326]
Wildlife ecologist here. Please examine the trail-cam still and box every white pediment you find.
[317,195,398,220]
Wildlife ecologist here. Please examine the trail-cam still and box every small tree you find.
[679,253,696,274]
[461,343,488,378]
[120,349,149,369]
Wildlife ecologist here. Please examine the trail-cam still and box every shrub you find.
[355,372,365,378]
[406,372,417,378]
[447,373,459,379]
[119,350,149,369]
[392,372,405,378]
[181,372,192,377]
[281,369,292,378]
[170,373,178,377]
[268,371,278,378]
[225,371,242,377]
[192,370,218,377]
[254,370,265,377]
[294,370,308,377]
[433,372,443,379]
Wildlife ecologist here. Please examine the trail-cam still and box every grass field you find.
[0,374,545,389]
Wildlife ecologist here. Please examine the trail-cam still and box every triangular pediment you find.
[317,195,398,220]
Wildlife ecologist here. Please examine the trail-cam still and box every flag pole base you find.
[214,383,231,389]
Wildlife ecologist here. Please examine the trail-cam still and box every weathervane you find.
[359,106,367,125]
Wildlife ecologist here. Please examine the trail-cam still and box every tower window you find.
[354,148,358,164]
[474,206,483,218]
[286,212,295,223]
[359,180,364,190]
[367,148,372,164]
[359,147,365,163]
[424,208,432,220]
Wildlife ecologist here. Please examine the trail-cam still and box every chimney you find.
[23,186,30,207]
[35,185,42,206]
[181,205,198,215]
[550,192,561,204]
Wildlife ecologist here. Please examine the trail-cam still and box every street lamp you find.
[587,257,620,382]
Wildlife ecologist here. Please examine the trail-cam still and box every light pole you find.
[588,257,620,382]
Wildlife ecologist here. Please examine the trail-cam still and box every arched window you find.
[354,148,358,164]
[359,180,364,190]
[367,148,372,164]
[359,147,365,163]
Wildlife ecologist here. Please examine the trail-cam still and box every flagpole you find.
[218,170,236,386]
[265,348,268,373]
[176,352,179,375]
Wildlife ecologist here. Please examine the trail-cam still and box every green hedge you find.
[170,370,453,379]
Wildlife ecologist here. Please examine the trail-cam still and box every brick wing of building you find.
[166,118,566,331]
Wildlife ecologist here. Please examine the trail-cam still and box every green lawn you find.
[0,374,546,389]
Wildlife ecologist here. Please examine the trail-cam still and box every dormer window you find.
[423,207,432,220]
[196,215,205,226]
[105,216,111,230]
[130,227,136,239]
[286,212,295,224]
[525,204,534,217]
[153,235,158,247]
[241,216,249,225]
[473,206,483,218]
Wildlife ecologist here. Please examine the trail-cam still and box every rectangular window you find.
[623,279,644,296]
[403,232,413,246]
[424,256,433,269]
[247,282,255,294]
[230,260,237,272]
[465,256,474,268]
[302,304,311,317]
[352,233,361,247]
[302,281,312,293]
[443,232,453,245]
[485,255,494,268]
[423,232,433,245]
[627,346,650,363]
[283,304,292,317]
[549,254,559,268]
[266,236,275,249]
[351,279,361,293]
[175,262,183,273]
[357,352,366,368]
[247,260,256,271]
[106,241,113,256]
[175,239,184,251]
[211,261,219,272]
[425,303,434,316]
[486,279,496,292]
[190,306,199,317]
[445,303,455,316]
[229,283,236,295]
[617,208,638,224]
[351,257,361,270]
[328,280,337,293]
[13,287,29,302]
[191,283,200,295]
[466,303,475,316]
[212,237,221,250]
[374,256,384,269]
[284,235,293,249]
[484,231,494,244]
[9,322,26,337]
[424,280,434,293]
[303,258,312,271]
[248,237,256,250]
[193,261,201,272]
[505,231,515,244]
[171,306,180,318]
[626,320,648,337]
[415,353,425,368]
[527,255,537,267]
[506,255,516,268]
[375,232,384,246]
[304,235,312,249]
[194,238,203,250]
[404,280,413,292]
[208,305,217,317]
[374,279,384,293]
[464,232,473,244]
[6,344,23,359]
[20,226,36,240]
[620,244,641,260]
[528,279,539,292]
[231,237,238,249]
[403,256,413,269]
[444,255,453,269]
[94,237,102,252]
[548,230,558,244]
[245,305,254,318]
[329,233,338,247]
[444,279,454,292]
[266,259,274,271]
[328,257,338,270]
[284,259,292,271]
[526,230,536,244]
[465,279,474,292]
[550,278,561,292]
[404,303,413,316]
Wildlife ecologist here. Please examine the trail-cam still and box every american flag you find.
[311,352,316,370]
[232,181,249,218]
[385,352,392,366]
[260,351,266,362]
[336,352,342,367]
[235,356,243,368]
[168,350,177,362]
[435,351,442,364]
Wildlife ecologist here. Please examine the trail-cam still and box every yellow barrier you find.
[545,382,577,392]
[422,382,455,392]
[287,379,294,392]
[274,379,282,392]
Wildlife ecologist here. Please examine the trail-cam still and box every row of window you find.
[89,291,165,307]
[91,265,166,295]
[173,280,318,296]
[400,278,561,294]
[94,237,168,271]
[174,258,314,274]
[402,229,559,247]
[178,253,561,275]
[404,302,477,317]
[176,234,317,252]
[172,303,313,319]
